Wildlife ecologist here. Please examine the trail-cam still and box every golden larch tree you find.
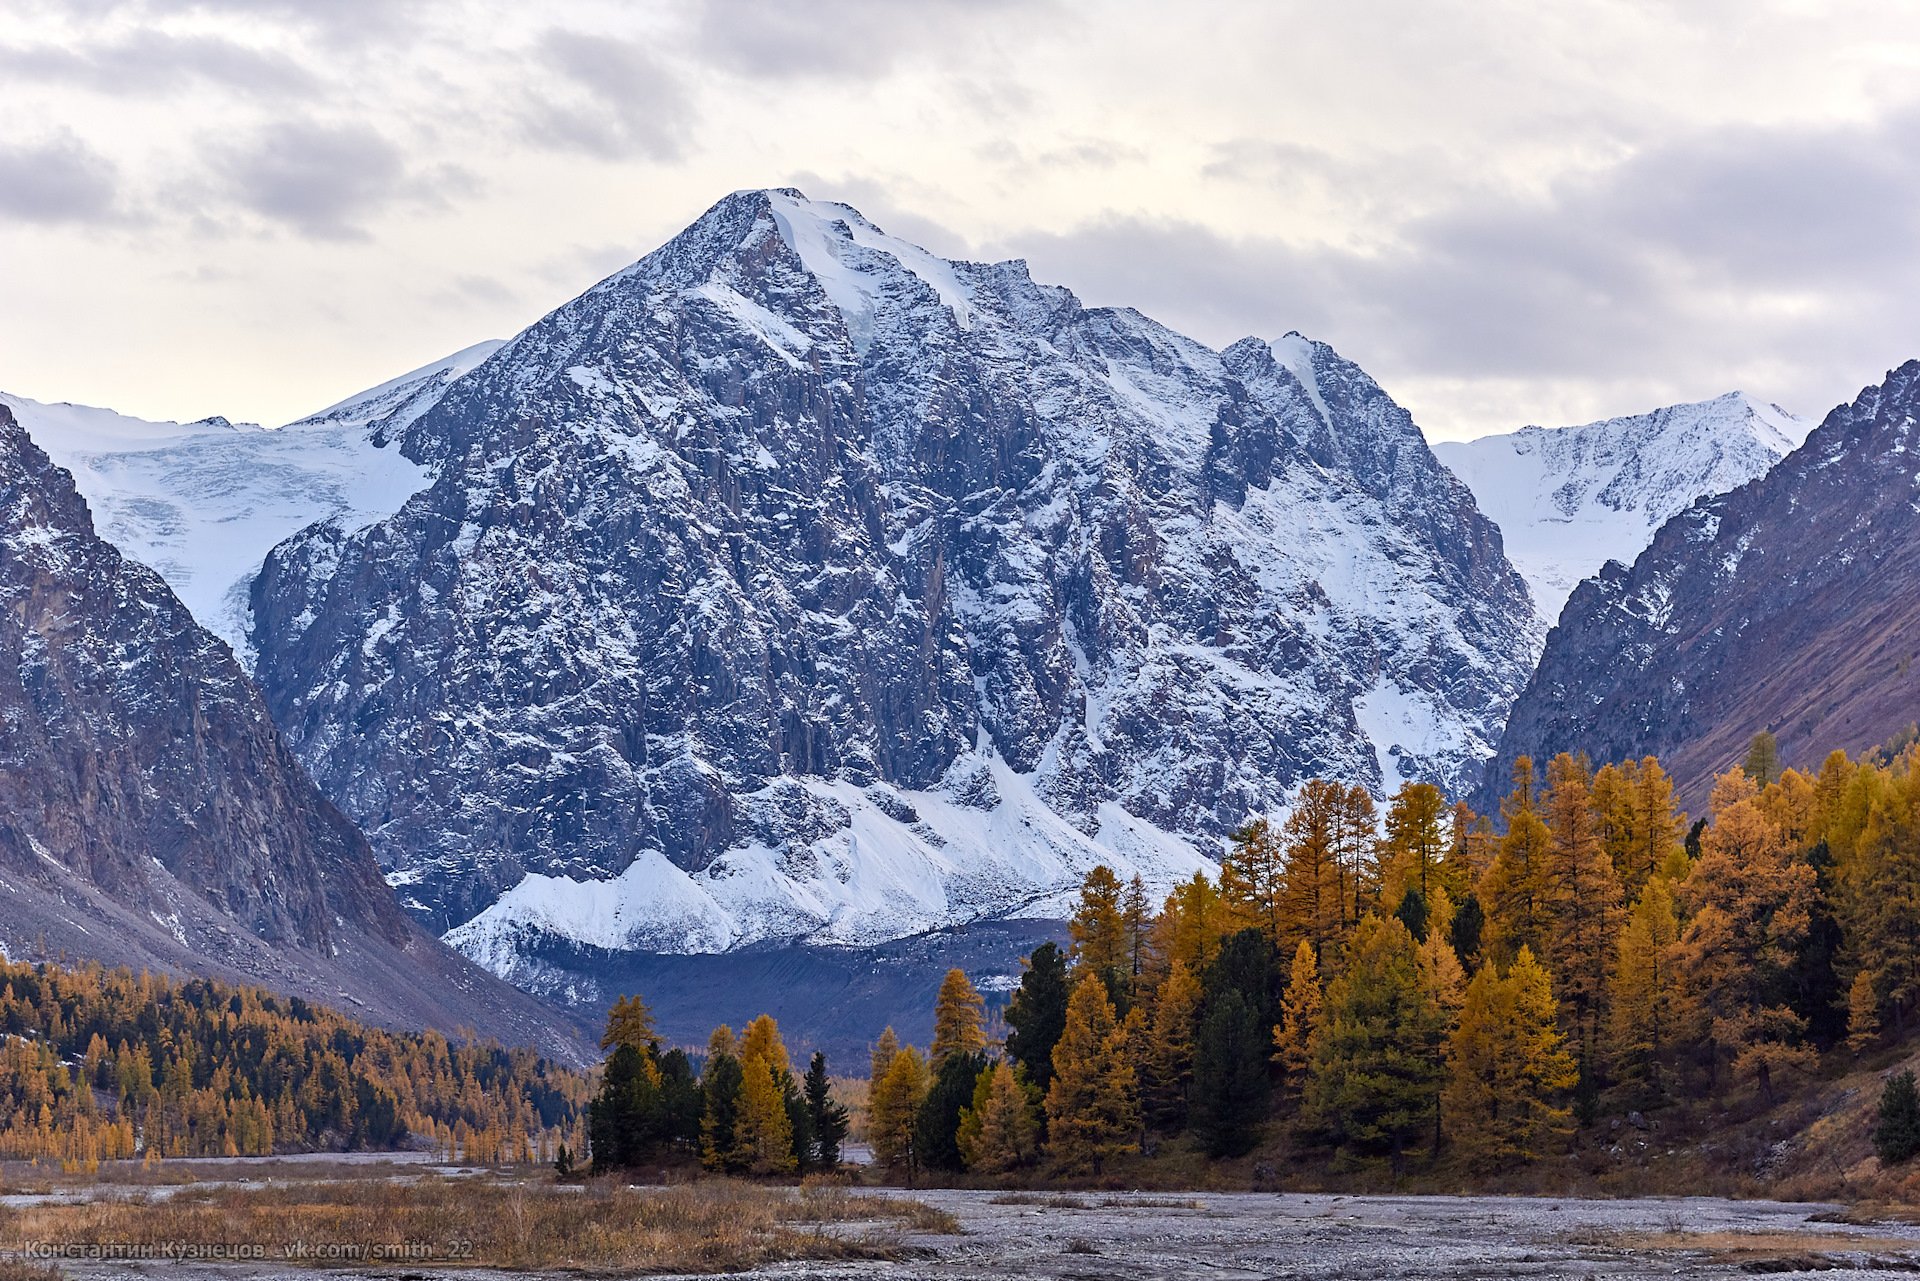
[1142,959,1203,1128]
[957,1060,1038,1172]
[1444,946,1576,1170]
[1280,781,1349,962]
[1220,819,1288,951]
[1272,940,1321,1109]
[1607,878,1682,1106]
[1045,973,1140,1173]
[931,970,987,1070]
[1540,752,1624,1072]
[1674,770,1819,1102]
[1069,866,1130,991]
[868,1045,928,1176]
[1481,757,1552,966]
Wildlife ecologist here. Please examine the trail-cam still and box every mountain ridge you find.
[1483,360,1920,811]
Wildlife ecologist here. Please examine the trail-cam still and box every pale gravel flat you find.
[27,1188,1920,1281]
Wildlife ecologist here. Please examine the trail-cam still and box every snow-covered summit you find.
[1435,391,1811,625]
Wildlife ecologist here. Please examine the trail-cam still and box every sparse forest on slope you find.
[0,960,587,1167]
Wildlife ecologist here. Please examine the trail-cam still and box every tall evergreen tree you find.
[1395,887,1429,943]
[1005,944,1070,1095]
[914,1049,988,1172]
[1301,915,1445,1170]
[698,1050,747,1173]
[1450,893,1485,974]
[802,1052,849,1170]
[1190,990,1269,1157]
[1877,1070,1920,1165]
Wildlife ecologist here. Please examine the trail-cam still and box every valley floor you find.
[6,1163,1920,1280]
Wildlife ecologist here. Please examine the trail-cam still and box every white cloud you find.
[3,0,1920,439]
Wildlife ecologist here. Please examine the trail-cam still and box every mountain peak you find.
[762,189,976,341]
[1437,391,1812,625]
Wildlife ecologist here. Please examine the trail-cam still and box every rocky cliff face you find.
[1436,392,1809,625]
[1486,361,1920,811]
[247,189,1537,980]
[0,402,587,1061]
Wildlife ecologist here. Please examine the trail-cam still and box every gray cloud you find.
[208,121,466,241]
[689,0,1033,81]
[0,28,319,97]
[520,29,690,161]
[1006,106,1920,433]
[0,134,125,225]
[32,0,420,50]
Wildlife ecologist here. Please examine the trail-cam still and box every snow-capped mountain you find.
[1485,361,1920,813]
[242,188,1537,993]
[0,343,496,654]
[0,401,586,1060]
[1435,392,1810,624]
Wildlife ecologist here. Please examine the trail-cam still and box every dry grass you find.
[988,1192,1089,1209]
[1569,1226,1920,1269]
[0,1176,958,1274]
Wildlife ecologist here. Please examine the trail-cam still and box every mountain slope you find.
[246,188,1537,994]
[0,402,587,1061]
[1435,392,1810,624]
[0,344,494,654]
[1485,361,1920,810]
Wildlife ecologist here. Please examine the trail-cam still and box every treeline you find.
[0,960,588,1168]
[584,996,849,1175]
[852,738,1920,1178]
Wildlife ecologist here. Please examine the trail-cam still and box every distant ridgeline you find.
[593,740,1920,1182]
[0,960,588,1168]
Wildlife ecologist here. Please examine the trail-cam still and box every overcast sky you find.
[5,0,1920,439]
